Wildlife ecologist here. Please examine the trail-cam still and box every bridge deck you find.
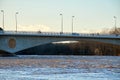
[0,31,120,39]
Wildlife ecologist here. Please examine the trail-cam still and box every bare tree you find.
[109,28,120,34]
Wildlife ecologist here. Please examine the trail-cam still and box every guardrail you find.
[0,31,120,38]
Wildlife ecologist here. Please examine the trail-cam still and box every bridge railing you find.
[0,31,120,38]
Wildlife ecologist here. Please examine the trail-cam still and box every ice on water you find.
[0,67,120,80]
[0,56,120,80]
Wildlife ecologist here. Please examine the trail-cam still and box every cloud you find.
[5,24,104,34]
[18,24,51,32]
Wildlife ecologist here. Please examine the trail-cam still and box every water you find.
[0,56,120,80]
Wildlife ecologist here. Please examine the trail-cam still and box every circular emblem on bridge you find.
[8,38,16,48]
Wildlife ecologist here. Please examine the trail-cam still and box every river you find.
[0,55,120,80]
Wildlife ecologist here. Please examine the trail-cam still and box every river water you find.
[0,55,120,80]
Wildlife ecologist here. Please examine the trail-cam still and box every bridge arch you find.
[0,50,16,57]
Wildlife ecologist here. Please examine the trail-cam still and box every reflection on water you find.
[0,56,120,80]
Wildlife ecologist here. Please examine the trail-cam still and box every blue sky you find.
[0,0,120,33]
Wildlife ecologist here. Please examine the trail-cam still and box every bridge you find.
[0,31,120,54]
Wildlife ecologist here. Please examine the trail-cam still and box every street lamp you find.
[72,16,75,33]
[15,12,18,32]
[1,10,4,30]
[60,14,63,33]
[114,16,117,34]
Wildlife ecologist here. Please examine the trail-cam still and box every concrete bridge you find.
[0,31,120,53]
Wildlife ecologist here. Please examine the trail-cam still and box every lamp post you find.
[15,12,18,32]
[114,16,117,34]
[60,14,63,33]
[72,16,75,33]
[1,10,4,30]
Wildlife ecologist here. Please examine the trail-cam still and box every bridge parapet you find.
[0,31,120,39]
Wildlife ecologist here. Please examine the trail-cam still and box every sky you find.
[0,0,120,33]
